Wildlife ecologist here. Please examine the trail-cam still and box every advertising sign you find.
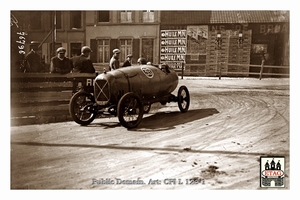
[160,30,187,70]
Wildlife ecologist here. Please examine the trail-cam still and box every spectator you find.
[71,46,95,73]
[50,47,72,74]
[25,48,42,72]
[109,49,120,70]
[122,54,133,67]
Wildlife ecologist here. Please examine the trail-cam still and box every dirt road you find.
[10,77,290,190]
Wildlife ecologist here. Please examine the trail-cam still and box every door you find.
[141,38,153,63]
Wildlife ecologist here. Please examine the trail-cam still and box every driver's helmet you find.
[137,57,147,65]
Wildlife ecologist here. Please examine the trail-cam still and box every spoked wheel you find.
[117,92,144,129]
[177,85,190,112]
[69,91,97,125]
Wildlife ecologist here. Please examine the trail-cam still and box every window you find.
[120,39,132,60]
[143,10,154,22]
[55,11,62,29]
[98,11,110,22]
[70,11,82,29]
[30,11,42,30]
[70,43,82,57]
[98,39,110,63]
[120,11,132,23]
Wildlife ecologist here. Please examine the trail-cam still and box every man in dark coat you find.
[25,49,42,72]
[71,46,95,73]
[121,54,133,67]
[50,47,72,74]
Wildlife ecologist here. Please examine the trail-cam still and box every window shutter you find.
[90,39,97,63]
[110,39,119,57]
[132,39,140,64]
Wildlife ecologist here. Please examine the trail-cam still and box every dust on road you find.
[10,78,290,189]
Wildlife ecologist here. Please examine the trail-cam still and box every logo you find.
[141,66,154,79]
[260,156,285,188]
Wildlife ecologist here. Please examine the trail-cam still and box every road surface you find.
[11,77,290,190]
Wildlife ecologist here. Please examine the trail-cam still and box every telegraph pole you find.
[52,11,57,57]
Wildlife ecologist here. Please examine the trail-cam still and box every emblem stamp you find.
[260,156,285,188]
[141,66,154,78]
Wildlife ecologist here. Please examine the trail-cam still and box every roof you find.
[161,11,289,24]
[161,11,212,24]
[210,11,289,23]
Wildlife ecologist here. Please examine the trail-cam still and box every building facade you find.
[11,10,289,76]
[85,11,161,71]
[160,11,289,76]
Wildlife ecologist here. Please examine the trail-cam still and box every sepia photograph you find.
[5,0,298,198]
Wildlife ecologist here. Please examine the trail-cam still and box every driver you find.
[137,57,147,65]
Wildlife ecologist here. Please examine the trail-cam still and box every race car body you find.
[94,64,178,106]
[69,64,190,128]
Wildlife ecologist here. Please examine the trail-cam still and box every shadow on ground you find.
[133,108,219,131]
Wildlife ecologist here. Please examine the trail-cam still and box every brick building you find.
[160,11,289,76]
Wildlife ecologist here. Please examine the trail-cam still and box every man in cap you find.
[109,49,120,70]
[25,48,42,72]
[50,47,72,74]
[121,54,133,67]
[71,46,95,73]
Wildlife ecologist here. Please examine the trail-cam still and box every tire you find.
[177,85,190,113]
[117,92,144,128]
[69,91,97,125]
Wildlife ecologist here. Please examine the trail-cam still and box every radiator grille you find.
[94,79,110,104]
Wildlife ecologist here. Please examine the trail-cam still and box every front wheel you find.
[69,91,97,125]
[177,86,190,112]
[117,92,144,128]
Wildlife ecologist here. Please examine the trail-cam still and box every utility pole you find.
[52,11,57,57]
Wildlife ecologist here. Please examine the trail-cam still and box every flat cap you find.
[127,54,133,58]
[56,47,66,53]
[81,46,92,53]
[113,49,120,54]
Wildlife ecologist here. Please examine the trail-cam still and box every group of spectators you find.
[50,47,149,75]
[50,46,95,74]
[108,48,148,71]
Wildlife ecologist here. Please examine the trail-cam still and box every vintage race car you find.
[69,64,190,128]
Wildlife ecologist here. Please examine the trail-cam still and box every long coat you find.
[50,56,72,74]
[71,54,95,73]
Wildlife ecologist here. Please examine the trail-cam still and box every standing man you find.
[121,54,133,67]
[109,49,120,70]
[25,48,42,72]
[50,47,72,74]
[71,46,95,73]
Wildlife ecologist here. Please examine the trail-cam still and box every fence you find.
[179,61,289,80]
[11,73,96,126]
[11,63,289,126]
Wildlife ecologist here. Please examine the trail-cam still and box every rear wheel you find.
[117,92,144,128]
[177,86,190,112]
[69,91,97,125]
